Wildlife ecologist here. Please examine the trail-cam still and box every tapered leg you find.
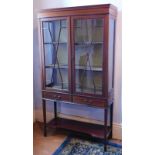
[54,101,57,119]
[104,108,108,151]
[109,103,113,138]
[42,99,47,137]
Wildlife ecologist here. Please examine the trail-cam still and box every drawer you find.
[73,96,107,107]
[42,91,70,102]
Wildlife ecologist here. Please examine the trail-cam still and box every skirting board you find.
[35,109,122,140]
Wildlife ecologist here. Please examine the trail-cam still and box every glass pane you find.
[42,19,68,91]
[74,18,103,95]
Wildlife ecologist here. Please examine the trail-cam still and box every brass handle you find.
[57,96,61,99]
[84,99,88,102]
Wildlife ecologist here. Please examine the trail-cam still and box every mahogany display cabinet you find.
[37,4,117,148]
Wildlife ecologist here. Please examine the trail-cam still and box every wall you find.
[33,0,122,139]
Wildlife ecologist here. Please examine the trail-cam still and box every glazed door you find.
[41,18,70,92]
[72,16,104,96]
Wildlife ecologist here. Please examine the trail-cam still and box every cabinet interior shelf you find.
[44,42,103,45]
[44,42,67,44]
[76,90,102,95]
[74,26,103,28]
[46,82,102,94]
[75,42,103,45]
[47,118,111,139]
[43,27,67,30]
[45,64,102,71]
[76,87,102,94]
[45,64,68,69]
[46,83,68,91]
[75,66,102,71]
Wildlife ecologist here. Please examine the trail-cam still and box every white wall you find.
[33,0,122,139]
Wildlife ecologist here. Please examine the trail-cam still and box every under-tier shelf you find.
[47,118,111,139]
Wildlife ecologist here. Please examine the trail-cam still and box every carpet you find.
[52,136,122,155]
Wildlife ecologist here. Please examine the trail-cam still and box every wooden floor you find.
[33,122,121,155]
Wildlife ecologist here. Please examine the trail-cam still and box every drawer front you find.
[73,96,107,107]
[42,91,70,102]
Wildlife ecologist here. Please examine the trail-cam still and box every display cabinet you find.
[38,4,117,149]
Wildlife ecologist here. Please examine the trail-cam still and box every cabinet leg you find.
[109,103,113,139]
[104,108,108,151]
[42,99,47,137]
[54,101,57,119]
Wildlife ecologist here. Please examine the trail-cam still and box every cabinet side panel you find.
[108,18,115,97]
[38,20,45,90]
